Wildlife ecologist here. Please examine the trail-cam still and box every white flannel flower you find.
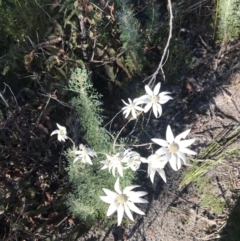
[152,125,197,171]
[142,154,168,183]
[100,154,113,170]
[50,123,67,142]
[122,98,144,119]
[136,82,172,118]
[109,150,131,177]
[123,151,145,171]
[100,178,148,226]
[73,144,97,165]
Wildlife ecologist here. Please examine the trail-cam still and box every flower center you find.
[116,194,128,204]
[168,142,179,154]
[115,156,122,162]
[80,144,88,155]
[129,103,135,109]
[82,148,88,155]
[151,95,159,104]
[59,129,65,136]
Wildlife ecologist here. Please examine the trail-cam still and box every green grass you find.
[197,178,226,214]
[180,126,240,214]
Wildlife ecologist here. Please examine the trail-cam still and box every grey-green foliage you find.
[217,0,240,42]
[115,0,145,73]
[66,68,135,226]
[68,68,110,149]
[116,0,141,50]
[145,1,161,42]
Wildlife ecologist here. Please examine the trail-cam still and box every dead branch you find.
[37,37,62,48]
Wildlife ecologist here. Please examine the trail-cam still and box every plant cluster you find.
[51,68,197,226]
[1,0,219,237]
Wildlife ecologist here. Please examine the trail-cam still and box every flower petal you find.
[58,135,64,142]
[140,157,147,163]
[178,151,187,164]
[156,103,162,117]
[135,105,144,111]
[175,129,191,142]
[128,196,148,203]
[165,152,171,162]
[114,178,122,194]
[107,202,118,216]
[123,185,140,194]
[153,82,161,95]
[73,156,80,163]
[112,166,116,177]
[141,158,148,163]
[124,203,134,221]
[86,155,93,165]
[50,130,59,136]
[166,125,174,143]
[131,109,137,119]
[144,102,152,113]
[121,99,128,106]
[157,168,167,183]
[179,147,197,155]
[135,95,150,105]
[152,104,159,118]
[128,98,132,104]
[155,147,169,155]
[150,168,156,183]
[89,150,97,157]
[152,138,169,147]
[160,91,171,95]
[102,188,118,199]
[56,123,64,130]
[117,204,124,226]
[118,164,124,177]
[168,154,178,171]
[152,159,168,169]
[127,202,145,215]
[130,191,148,198]
[145,85,153,96]
[177,157,182,170]
[123,109,131,118]
[179,138,196,148]
[100,196,114,204]
[159,94,172,104]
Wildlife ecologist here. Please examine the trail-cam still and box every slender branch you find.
[36,96,51,126]
[113,117,134,152]
[91,51,125,66]
[3,82,20,111]
[0,92,9,108]
[114,143,152,148]
[104,109,123,130]
[34,0,52,21]
[144,0,173,86]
